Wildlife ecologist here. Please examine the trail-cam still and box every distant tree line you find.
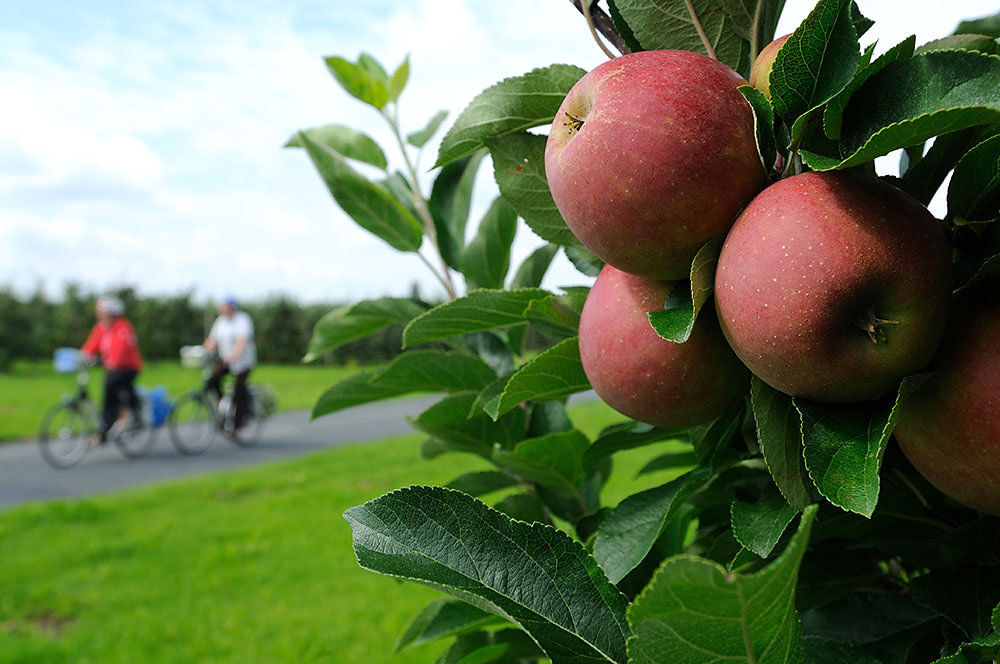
[0,284,411,372]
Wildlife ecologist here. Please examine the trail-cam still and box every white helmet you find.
[96,295,125,316]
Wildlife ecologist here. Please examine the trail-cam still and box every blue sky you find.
[1,0,995,303]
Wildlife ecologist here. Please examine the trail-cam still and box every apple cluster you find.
[545,48,997,515]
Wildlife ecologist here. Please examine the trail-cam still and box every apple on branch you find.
[714,171,952,403]
[895,280,1000,516]
[579,265,749,428]
[545,50,766,281]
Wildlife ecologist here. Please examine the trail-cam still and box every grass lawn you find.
[0,399,692,664]
[0,361,363,442]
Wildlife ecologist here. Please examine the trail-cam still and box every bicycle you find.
[38,349,160,469]
[167,346,277,455]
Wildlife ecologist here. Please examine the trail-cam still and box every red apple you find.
[894,281,1000,515]
[748,34,791,99]
[545,50,765,281]
[714,171,952,403]
[579,265,749,428]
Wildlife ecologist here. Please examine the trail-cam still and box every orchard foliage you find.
[292,2,1000,662]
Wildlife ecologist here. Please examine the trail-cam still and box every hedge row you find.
[0,284,414,371]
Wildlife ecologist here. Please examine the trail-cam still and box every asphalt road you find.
[0,392,600,510]
[0,394,443,510]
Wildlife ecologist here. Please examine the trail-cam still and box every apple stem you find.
[567,0,631,56]
[578,0,617,60]
[683,0,718,60]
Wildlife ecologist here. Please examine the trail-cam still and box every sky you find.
[2,0,996,304]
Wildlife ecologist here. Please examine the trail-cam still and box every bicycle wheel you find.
[112,416,157,459]
[168,394,216,455]
[227,386,271,448]
[38,402,93,469]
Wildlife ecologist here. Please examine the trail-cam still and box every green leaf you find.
[849,1,872,38]
[312,371,410,419]
[769,0,860,127]
[796,378,921,518]
[344,486,631,663]
[493,493,550,524]
[564,244,604,277]
[303,297,424,362]
[738,85,777,175]
[932,634,1000,664]
[800,593,938,651]
[916,34,998,56]
[594,468,710,583]
[403,288,549,348]
[430,150,488,271]
[388,55,409,102]
[956,12,1000,38]
[462,197,518,290]
[297,132,423,252]
[613,0,750,72]
[949,133,1000,221]
[636,451,699,477]
[408,110,449,148]
[647,238,722,344]
[806,50,1000,171]
[750,377,814,512]
[955,221,1000,287]
[730,487,799,558]
[357,52,389,86]
[369,350,497,393]
[486,132,579,248]
[994,602,999,632]
[802,637,882,664]
[899,127,986,205]
[493,430,589,498]
[510,244,558,290]
[490,337,590,419]
[527,403,574,446]
[606,0,644,54]
[438,629,543,664]
[446,471,519,497]
[410,392,524,458]
[524,291,588,339]
[720,0,786,50]
[690,406,745,471]
[325,54,389,110]
[434,64,586,168]
[912,568,1000,641]
[627,505,817,664]
[583,422,686,472]
[285,124,388,170]
[823,36,916,142]
[395,600,501,652]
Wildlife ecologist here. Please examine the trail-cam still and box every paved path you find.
[0,392,598,510]
[0,395,442,510]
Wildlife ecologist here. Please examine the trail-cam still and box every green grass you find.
[0,399,691,664]
[0,361,364,442]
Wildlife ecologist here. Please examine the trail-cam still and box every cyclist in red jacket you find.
[81,296,144,444]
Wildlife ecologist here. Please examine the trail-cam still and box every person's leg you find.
[121,369,140,424]
[102,370,128,437]
[233,370,251,429]
[205,362,229,403]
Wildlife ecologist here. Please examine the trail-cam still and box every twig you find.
[383,107,458,300]
[683,0,717,60]
[568,0,631,56]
